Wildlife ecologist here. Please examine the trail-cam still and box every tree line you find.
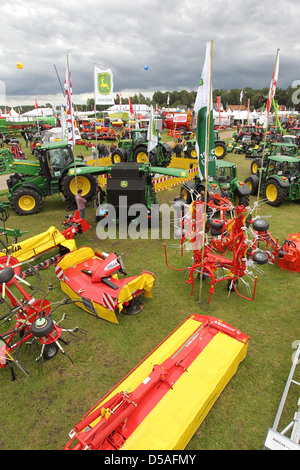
[11,86,298,114]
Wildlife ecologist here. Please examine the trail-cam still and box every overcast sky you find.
[0,0,299,107]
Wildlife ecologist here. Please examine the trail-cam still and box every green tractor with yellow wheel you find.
[245,155,300,207]
[0,141,98,215]
[184,130,227,160]
[111,128,172,167]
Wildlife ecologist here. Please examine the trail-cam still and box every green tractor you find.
[111,128,172,167]
[180,159,250,207]
[1,141,98,215]
[184,130,227,160]
[245,155,300,207]
[249,142,299,176]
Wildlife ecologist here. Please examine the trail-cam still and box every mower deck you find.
[64,314,249,450]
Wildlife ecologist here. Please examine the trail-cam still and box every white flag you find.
[263,49,280,129]
[147,105,158,153]
[194,41,216,180]
[94,64,114,105]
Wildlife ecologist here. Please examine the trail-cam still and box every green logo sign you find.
[121,181,128,187]
[97,73,111,95]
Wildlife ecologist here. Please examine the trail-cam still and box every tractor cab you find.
[213,160,237,184]
[265,155,300,179]
[269,142,298,158]
[38,141,74,179]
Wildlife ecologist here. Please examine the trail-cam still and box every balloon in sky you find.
[144,65,149,71]
[16,62,23,69]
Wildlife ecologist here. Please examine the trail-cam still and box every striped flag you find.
[194,41,216,180]
[64,57,76,145]
[264,49,280,128]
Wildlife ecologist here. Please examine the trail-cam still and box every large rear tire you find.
[10,187,43,215]
[263,179,287,207]
[61,173,98,202]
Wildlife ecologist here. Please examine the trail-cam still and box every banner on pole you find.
[94,65,115,105]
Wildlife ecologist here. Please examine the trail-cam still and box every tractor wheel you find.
[186,146,198,159]
[149,151,158,166]
[245,176,258,195]
[133,146,149,163]
[61,172,98,202]
[234,192,250,207]
[215,141,227,159]
[160,147,172,167]
[10,187,43,215]
[263,179,287,207]
[180,182,195,204]
[111,149,126,164]
[250,158,263,175]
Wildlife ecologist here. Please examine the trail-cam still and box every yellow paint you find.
[1,226,76,262]
[84,316,248,450]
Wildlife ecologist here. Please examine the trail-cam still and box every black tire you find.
[61,172,98,202]
[252,218,269,232]
[245,176,259,195]
[186,145,197,159]
[149,151,158,166]
[250,158,263,176]
[215,141,227,159]
[160,148,172,167]
[227,278,238,292]
[10,187,43,215]
[111,148,126,164]
[253,251,269,265]
[263,179,287,207]
[180,181,195,204]
[43,342,59,360]
[234,192,250,207]
[31,316,54,337]
[208,219,224,230]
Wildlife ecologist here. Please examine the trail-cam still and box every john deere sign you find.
[94,64,114,105]
[97,73,111,95]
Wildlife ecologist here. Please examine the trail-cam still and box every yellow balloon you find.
[16,62,23,69]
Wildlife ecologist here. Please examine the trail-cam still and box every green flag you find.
[194,41,216,180]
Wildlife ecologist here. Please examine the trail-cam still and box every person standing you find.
[75,189,87,218]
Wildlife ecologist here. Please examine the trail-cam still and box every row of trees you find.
[9,86,298,115]
[90,86,298,112]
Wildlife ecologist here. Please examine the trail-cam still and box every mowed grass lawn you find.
[0,130,299,450]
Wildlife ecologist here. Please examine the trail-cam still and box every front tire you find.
[10,187,43,215]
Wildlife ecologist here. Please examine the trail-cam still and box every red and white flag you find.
[64,58,76,145]
[264,49,280,128]
[34,97,38,110]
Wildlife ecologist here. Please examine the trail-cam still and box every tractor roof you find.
[216,160,236,168]
[40,141,71,150]
[269,155,300,163]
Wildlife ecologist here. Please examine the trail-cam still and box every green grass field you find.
[0,130,299,450]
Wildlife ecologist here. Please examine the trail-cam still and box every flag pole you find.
[199,40,213,304]
[256,48,280,216]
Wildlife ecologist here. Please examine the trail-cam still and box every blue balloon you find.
[144,65,149,70]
